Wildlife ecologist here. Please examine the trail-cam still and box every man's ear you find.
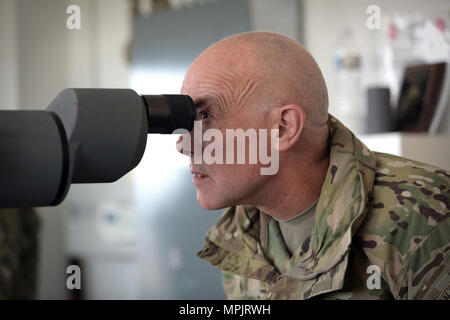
[273,104,305,152]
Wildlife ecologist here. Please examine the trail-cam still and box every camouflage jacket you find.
[197,115,450,300]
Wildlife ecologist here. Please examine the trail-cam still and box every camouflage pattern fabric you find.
[0,208,40,299]
[197,115,450,300]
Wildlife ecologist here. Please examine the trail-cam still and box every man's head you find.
[177,31,329,211]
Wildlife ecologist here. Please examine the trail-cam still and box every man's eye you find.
[198,110,212,120]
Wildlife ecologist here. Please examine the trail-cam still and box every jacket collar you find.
[282,115,377,281]
[197,115,377,288]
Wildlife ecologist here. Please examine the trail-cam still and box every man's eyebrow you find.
[194,96,219,109]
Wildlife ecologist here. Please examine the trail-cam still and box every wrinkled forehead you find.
[181,49,262,108]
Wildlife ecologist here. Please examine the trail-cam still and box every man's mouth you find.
[191,170,209,184]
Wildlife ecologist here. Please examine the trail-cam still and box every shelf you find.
[359,132,450,170]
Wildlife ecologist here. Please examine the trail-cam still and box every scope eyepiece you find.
[142,94,196,134]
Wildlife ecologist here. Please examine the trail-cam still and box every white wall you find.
[66,0,131,88]
[0,0,19,109]
[15,0,70,110]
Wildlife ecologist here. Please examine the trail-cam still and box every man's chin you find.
[196,193,228,211]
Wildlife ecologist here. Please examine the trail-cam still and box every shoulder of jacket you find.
[355,152,449,296]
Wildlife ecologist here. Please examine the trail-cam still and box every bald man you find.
[177,32,449,300]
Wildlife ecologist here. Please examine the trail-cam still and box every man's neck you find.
[255,138,330,220]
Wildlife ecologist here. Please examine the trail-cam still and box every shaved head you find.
[182,31,329,126]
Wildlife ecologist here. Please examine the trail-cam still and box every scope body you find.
[0,88,196,208]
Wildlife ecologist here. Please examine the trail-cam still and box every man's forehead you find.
[181,73,229,108]
[181,50,263,112]
[181,79,221,102]
[182,68,256,98]
[192,95,219,108]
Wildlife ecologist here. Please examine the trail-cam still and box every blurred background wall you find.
[0,0,449,299]
[303,0,450,135]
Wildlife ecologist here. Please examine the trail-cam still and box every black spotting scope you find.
[0,88,196,208]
